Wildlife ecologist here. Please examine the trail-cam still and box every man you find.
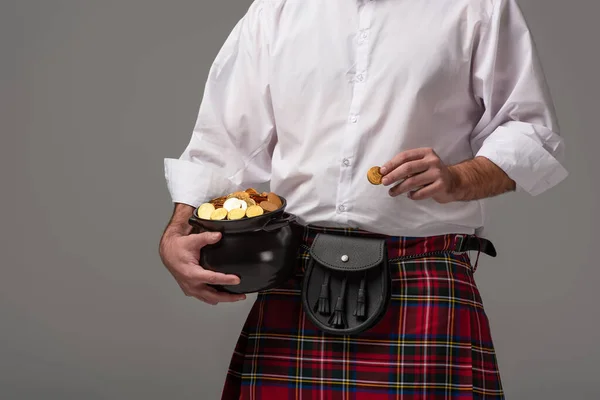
[159,0,567,398]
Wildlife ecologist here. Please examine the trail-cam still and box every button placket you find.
[359,30,369,42]
[334,2,375,222]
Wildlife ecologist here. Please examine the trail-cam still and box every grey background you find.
[1,1,598,399]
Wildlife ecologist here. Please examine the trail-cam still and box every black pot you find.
[188,196,301,294]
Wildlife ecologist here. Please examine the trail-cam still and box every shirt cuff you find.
[474,125,568,196]
[164,158,238,207]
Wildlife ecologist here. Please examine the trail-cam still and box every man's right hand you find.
[159,204,246,305]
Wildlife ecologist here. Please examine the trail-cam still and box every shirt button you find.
[356,74,365,82]
[350,115,358,123]
[342,158,351,166]
[338,205,347,213]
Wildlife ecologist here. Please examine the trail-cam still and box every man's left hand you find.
[379,148,459,204]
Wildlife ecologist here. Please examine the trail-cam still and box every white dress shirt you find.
[164,0,568,237]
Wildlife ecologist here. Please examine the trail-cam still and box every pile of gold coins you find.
[196,188,283,221]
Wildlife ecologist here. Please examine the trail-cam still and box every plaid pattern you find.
[221,226,504,399]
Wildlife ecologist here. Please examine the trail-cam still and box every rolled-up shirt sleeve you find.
[469,0,568,196]
[164,0,277,207]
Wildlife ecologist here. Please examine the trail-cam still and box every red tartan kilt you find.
[222,226,504,399]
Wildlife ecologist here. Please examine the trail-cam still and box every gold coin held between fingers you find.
[367,166,383,185]
[227,208,246,220]
[246,205,264,218]
[210,208,228,220]
[197,203,215,220]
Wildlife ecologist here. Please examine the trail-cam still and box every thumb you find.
[184,231,222,249]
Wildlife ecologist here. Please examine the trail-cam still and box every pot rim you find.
[188,195,291,234]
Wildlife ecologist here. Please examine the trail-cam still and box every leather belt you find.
[454,234,497,257]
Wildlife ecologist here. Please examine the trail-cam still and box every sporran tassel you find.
[328,276,348,329]
[314,271,331,315]
[353,272,367,320]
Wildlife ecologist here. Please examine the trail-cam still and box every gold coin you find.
[267,192,283,208]
[260,201,278,212]
[245,188,260,195]
[252,195,268,203]
[197,203,215,220]
[245,198,256,207]
[227,191,250,200]
[227,208,246,220]
[367,166,383,185]
[246,205,264,218]
[209,196,226,207]
[223,197,245,212]
[210,208,228,220]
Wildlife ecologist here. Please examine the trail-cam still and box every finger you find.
[190,268,242,286]
[407,181,444,201]
[182,231,222,250]
[381,159,431,186]
[380,148,432,176]
[389,170,437,197]
[201,286,247,304]
[180,286,217,305]
[193,294,218,306]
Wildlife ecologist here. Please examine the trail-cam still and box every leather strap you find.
[454,235,497,257]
